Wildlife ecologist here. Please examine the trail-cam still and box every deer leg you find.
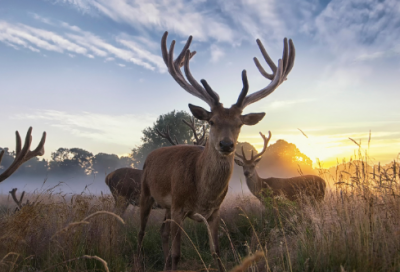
[208,209,224,272]
[161,209,172,270]
[137,184,154,254]
[170,210,184,270]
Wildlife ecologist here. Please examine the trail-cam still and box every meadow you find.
[1,149,400,272]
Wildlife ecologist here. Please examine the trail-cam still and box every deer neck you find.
[245,171,263,197]
[197,142,233,202]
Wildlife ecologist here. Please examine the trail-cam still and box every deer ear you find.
[241,112,265,126]
[234,159,244,166]
[189,104,212,121]
[254,157,262,164]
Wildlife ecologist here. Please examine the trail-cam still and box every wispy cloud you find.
[57,0,236,42]
[0,19,167,72]
[14,110,156,146]
[267,99,315,110]
[209,44,224,63]
[309,0,400,60]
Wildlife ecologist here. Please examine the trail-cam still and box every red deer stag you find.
[235,132,326,202]
[105,118,206,215]
[137,31,295,271]
[0,127,46,183]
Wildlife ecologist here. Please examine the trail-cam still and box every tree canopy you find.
[131,110,208,168]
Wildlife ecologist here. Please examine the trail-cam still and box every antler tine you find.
[234,70,249,108]
[25,131,46,162]
[252,131,272,161]
[0,127,46,183]
[197,124,207,146]
[155,126,179,146]
[182,118,201,145]
[240,38,295,108]
[161,31,219,107]
[235,145,248,161]
[9,188,24,210]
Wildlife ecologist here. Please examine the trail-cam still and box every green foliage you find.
[131,110,207,168]
[92,153,134,175]
[49,148,94,176]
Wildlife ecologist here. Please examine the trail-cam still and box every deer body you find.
[235,132,326,202]
[138,31,296,271]
[105,167,142,214]
[105,119,206,215]
[142,144,231,218]
[245,172,326,201]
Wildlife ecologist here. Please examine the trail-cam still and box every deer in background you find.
[235,131,326,202]
[105,118,207,215]
[137,31,295,271]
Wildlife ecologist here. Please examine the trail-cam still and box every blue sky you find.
[1,0,399,167]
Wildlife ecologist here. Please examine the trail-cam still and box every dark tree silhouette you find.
[131,110,208,168]
[49,148,93,176]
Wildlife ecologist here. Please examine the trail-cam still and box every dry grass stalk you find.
[82,210,125,225]
[229,251,264,272]
[39,254,110,272]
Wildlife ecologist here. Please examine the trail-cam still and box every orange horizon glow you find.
[243,132,400,169]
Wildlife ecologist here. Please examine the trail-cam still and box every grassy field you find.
[1,153,400,271]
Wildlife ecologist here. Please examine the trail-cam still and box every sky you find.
[0,0,400,168]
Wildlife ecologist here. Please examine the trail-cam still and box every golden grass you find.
[0,145,399,271]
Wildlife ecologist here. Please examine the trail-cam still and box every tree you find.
[131,110,208,168]
[258,139,315,177]
[49,148,93,176]
[92,153,121,176]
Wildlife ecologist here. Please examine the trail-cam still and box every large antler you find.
[182,117,207,146]
[235,131,271,162]
[162,31,222,108]
[0,127,46,182]
[155,126,179,146]
[235,38,295,109]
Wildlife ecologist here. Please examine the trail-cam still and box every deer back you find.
[262,175,326,201]
[105,168,142,205]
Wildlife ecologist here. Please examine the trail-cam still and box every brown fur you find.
[139,108,251,271]
[245,172,326,202]
[137,31,295,271]
[105,168,142,214]
[234,132,326,202]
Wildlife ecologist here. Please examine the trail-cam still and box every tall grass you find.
[1,144,400,271]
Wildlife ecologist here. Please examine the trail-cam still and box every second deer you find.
[235,132,326,202]
[105,118,207,215]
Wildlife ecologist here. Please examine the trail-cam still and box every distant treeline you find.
[0,147,134,178]
[0,110,318,180]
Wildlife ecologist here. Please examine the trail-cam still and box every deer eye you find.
[209,120,214,126]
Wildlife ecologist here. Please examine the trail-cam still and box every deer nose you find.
[244,171,250,177]
[219,140,234,153]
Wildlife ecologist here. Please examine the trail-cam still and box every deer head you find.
[162,32,295,156]
[235,131,271,178]
[0,127,46,182]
